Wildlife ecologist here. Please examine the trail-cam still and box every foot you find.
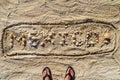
[42,67,52,80]
[64,66,75,80]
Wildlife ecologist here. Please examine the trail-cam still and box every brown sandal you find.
[42,67,53,80]
[64,66,75,80]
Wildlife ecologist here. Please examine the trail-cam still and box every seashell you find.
[31,36,39,40]
[95,39,99,43]
[45,37,51,42]
[10,43,13,48]
[59,42,64,45]
[74,31,79,35]
[103,30,110,44]
[49,33,52,36]
[58,32,62,36]
[28,33,31,39]
[20,33,25,38]
[65,25,68,28]
[32,42,37,47]
[104,40,110,44]
[86,33,91,40]
[40,42,45,47]
[89,41,95,44]
[9,32,15,39]
[28,40,32,44]
[51,40,55,44]
[104,32,110,39]
[72,40,76,45]
[63,32,68,36]
[30,30,37,35]
[62,38,65,41]
[48,33,53,38]
[21,40,26,47]
[16,37,21,42]
[22,38,26,41]
[17,34,25,41]
[71,34,76,40]
[95,33,99,43]
[86,40,95,47]
[72,40,76,43]
[75,42,79,46]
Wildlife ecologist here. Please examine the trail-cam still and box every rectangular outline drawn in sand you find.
[1,19,118,57]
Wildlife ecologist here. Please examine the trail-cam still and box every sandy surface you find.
[0,0,120,80]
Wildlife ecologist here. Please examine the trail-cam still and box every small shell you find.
[58,32,62,36]
[45,37,51,42]
[20,33,25,39]
[75,42,79,46]
[21,41,26,46]
[89,41,95,45]
[63,32,68,36]
[104,32,110,39]
[32,36,39,40]
[72,40,76,43]
[86,33,91,41]
[104,40,110,44]
[22,38,26,41]
[71,34,76,40]
[10,43,13,48]
[49,33,53,37]
[65,25,68,28]
[51,40,55,45]
[28,40,32,44]
[30,30,37,35]
[88,41,95,47]
[74,31,79,35]
[62,38,65,41]
[32,42,37,47]
[95,39,99,43]
[16,37,21,42]
[9,32,14,39]
[59,42,64,45]
[28,33,31,39]
[40,42,45,47]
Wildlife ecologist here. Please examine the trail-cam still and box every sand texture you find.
[0,0,120,80]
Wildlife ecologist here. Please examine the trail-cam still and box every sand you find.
[0,0,120,80]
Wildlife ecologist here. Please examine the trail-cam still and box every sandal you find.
[65,66,75,80]
[42,67,52,80]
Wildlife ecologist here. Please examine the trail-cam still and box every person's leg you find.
[64,66,75,80]
[42,67,52,80]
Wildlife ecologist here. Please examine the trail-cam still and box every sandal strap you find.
[43,73,52,80]
[42,67,52,80]
[65,73,75,80]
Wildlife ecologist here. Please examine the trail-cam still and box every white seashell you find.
[89,41,95,44]
[30,30,37,35]
[28,33,31,39]
[75,42,79,46]
[32,42,37,46]
[10,43,13,48]
[28,40,32,44]
[22,38,26,41]
[59,42,63,45]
